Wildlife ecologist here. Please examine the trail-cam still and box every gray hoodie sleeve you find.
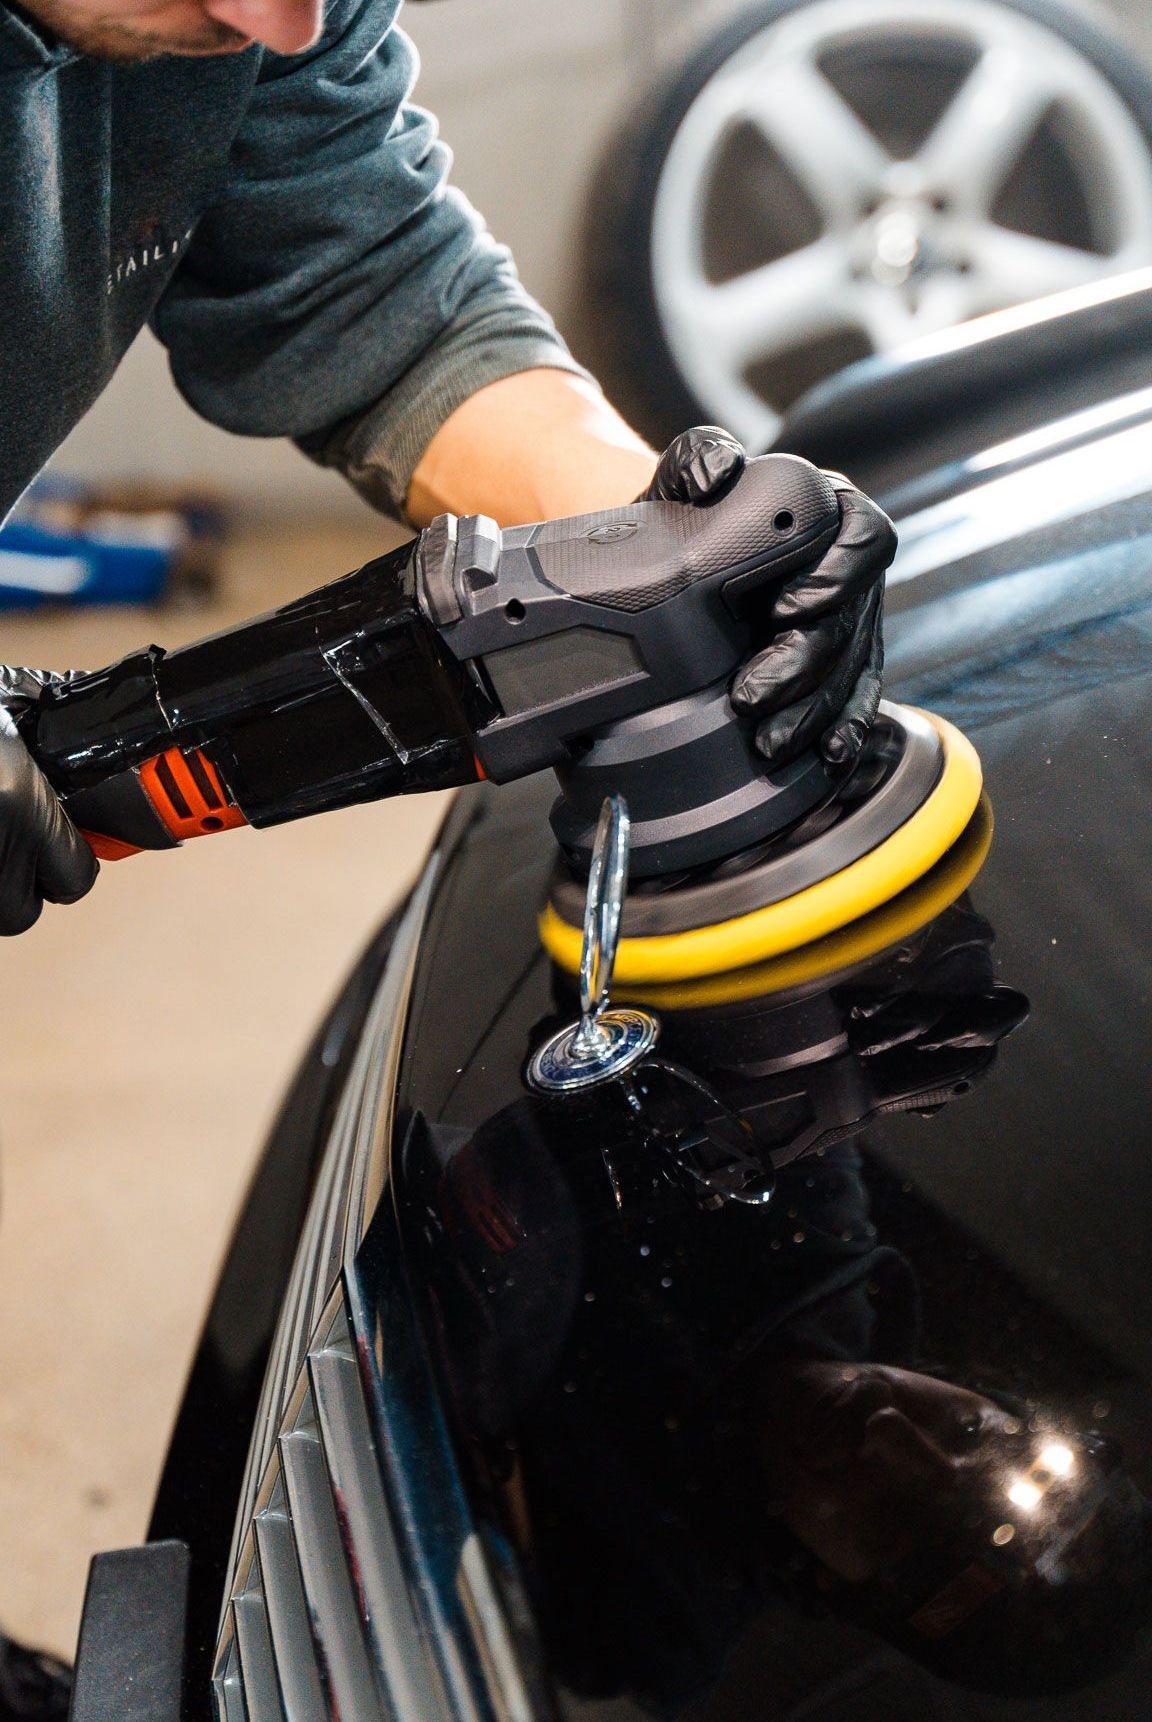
[152,0,589,518]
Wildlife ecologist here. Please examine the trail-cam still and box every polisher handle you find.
[19,455,844,857]
[421,455,839,623]
[425,454,843,780]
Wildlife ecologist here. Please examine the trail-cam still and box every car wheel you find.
[584,0,1152,449]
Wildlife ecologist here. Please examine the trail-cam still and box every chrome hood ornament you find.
[528,794,660,1093]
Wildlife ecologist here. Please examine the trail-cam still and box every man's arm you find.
[152,0,608,521]
[405,371,657,527]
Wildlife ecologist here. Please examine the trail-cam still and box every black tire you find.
[579,0,1152,448]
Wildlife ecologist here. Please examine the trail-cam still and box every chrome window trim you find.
[218,858,441,1633]
[213,833,542,1721]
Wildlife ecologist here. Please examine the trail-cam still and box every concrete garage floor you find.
[0,519,450,1661]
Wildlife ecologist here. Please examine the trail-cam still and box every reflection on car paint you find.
[890,417,1152,585]
[386,668,1152,1718]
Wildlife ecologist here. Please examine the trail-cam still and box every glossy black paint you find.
[777,270,1152,498]
[386,642,1152,1717]
[380,489,1152,1718]
[155,353,1152,1720]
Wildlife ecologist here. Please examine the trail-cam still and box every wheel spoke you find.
[918,45,1061,212]
[965,225,1111,304]
[850,287,926,354]
[665,241,852,370]
[741,55,891,223]
[648,0,1152,441]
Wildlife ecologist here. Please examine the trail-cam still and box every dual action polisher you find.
[18,453,982,982]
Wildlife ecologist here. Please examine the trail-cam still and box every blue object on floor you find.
[0,477,221,608]
[0,519,173,606]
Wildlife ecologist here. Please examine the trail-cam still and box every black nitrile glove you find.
[730,471,894,769]
[0,666,98,934]
[641,427,896,771]
[640,424,747,505]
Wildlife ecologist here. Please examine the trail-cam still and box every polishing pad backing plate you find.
[549,702,942,937]
[540,707,983,984]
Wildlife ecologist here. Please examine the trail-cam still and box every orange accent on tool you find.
[139,746,249,842]
[473,754,487,781]
[82,831,145,862]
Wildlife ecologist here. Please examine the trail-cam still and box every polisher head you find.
[540,702,984,986]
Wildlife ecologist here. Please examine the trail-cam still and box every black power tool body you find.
[21,455,851,879]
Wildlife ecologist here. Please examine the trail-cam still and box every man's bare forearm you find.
[406,370,659,528]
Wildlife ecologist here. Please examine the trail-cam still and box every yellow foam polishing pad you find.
[539,709,982,984]
[617,793,993,1010]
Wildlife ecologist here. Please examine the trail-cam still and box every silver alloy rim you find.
[651,0,1152,449]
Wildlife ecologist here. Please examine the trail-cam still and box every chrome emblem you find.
[527,794,660,1093]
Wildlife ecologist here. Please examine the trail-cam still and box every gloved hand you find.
[0,666,98,935]
[642,426,896,770]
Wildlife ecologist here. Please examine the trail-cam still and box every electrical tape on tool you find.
[538,709,983,983]
[21,453,887,878]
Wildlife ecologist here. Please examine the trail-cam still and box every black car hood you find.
[387,444,1152,1719]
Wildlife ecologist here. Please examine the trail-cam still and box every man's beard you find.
[12,0,250,58]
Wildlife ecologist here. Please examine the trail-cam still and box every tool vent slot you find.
[141,746,247,840]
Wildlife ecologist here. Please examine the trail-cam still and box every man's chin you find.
[85,22,251,57]
[13,0,252,59]
[149,28,252,54]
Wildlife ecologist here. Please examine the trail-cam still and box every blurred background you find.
[43,0,1152,514]
[4,0,1152,1663]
